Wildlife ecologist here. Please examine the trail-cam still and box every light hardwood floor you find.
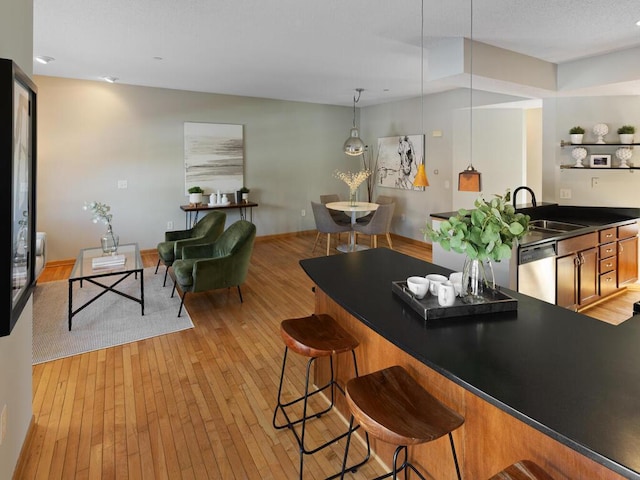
[17,233,639,479]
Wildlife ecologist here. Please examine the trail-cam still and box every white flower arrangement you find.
[334,169,372,191]
[83,201,113,231]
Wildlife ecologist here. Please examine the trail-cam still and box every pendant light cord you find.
[469,0,474,169]
[352,88,363,128]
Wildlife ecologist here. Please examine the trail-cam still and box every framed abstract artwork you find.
[375,134,425,190]
[0,58,37,336]
[184,122,244,195]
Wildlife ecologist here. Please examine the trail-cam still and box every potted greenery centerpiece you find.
[188,186,204,205]
[569,126,585,144]
[617,125,635,144]
[422,190,530,303]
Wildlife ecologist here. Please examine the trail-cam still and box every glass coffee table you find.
[68,243,144,331]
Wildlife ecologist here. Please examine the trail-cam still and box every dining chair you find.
[356,195,394,224]
[311,201,352,255]
[352,202,395,249]
[320,194,351,226]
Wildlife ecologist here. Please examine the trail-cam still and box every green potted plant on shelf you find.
[188,186,204,205]
[617,125,635,144]
[569,126,585,144]
[422,190,530,303]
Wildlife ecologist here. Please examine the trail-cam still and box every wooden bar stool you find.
[489,460,554,479]
[272,313,370,479]
[340,365,464,480]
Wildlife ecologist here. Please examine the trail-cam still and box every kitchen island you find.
[300,248,640,479]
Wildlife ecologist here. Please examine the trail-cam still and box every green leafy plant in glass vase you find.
[422,190,530,303]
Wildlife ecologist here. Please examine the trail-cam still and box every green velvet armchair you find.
[171,220,257,317]
[155,211,226,286]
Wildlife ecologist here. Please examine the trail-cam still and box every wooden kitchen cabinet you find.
[556,232,599,310]
[617,222,639,287]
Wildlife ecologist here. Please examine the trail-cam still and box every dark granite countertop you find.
[432,205,640,248]
[300,248,640,480]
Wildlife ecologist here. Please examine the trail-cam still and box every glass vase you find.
[349,188,357,206]
[462,257,495,304]
[101,226,119,255]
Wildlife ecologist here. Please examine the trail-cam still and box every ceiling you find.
[33,0,640,107]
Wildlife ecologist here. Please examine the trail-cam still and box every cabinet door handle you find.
[605,262,613,268]
[605,248,613,254]
[606,233,613,238]
[606,277,613,282]
[578,253,584,266]
[619,245,624,253]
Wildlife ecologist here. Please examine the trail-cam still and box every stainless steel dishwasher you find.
[517,241,557,304]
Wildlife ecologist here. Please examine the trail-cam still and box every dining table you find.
[325,201,378,252]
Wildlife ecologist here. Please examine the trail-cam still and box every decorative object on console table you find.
[239,186,250,203]
[617,125,635,144]
[569,126,585,144]
[187,185,204,205]
[571,147,587,168]
[422,190,529,303]
[83,201,119,254]
[1,58,38,337]
[592,123,609,144]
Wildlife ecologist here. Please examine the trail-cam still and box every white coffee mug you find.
[426,274,447,296]
[438,281,456,307]
[449,272,463,297]
[406,276,430,299]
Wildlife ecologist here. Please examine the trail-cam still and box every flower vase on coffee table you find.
[101,225,119,254]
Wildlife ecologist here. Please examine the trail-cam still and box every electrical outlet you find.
[560,188,572,199]
[167,221,174,230]
[117,180,128,189]
[1,404,7,446]
[301,209,306,217]
[591,177,599,188]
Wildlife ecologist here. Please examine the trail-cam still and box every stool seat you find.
[280,313,359,357]
[273,313,369,479]
[346,365,464,446]
[489,460,554,480]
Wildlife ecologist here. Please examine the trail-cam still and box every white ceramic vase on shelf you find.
[593,123,609,144]
[616,148,632,168]
[570,134,583,144]
[619,134,634,145]
[571,147,587,168]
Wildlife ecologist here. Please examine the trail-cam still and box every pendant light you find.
[458,0,482,192]
[413,0,429,189]
[343,88,365,156]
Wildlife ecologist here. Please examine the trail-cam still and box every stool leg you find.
[449,432,462,480]
[155,258,161,274]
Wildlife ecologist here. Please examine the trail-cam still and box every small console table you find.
[180,201,258,228]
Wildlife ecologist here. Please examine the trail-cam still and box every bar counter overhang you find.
[300,248,640,480]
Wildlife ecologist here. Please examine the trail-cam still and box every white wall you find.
[35,76,359,260]
[0,0,35,478]
[360,88,530,242]
[549,96,640,207]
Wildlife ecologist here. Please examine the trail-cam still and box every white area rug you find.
[33,266,193,364]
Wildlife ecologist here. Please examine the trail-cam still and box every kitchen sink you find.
[529,219,587,233]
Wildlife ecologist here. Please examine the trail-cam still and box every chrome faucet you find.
[513,186,537,208]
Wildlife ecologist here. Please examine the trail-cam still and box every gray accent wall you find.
[35,76,358,260]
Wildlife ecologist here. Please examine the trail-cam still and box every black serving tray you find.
[391,281,517,320]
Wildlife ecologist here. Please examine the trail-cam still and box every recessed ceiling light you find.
[636,19,640,26]
[102,76,118,83]
[35,56,55,64]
